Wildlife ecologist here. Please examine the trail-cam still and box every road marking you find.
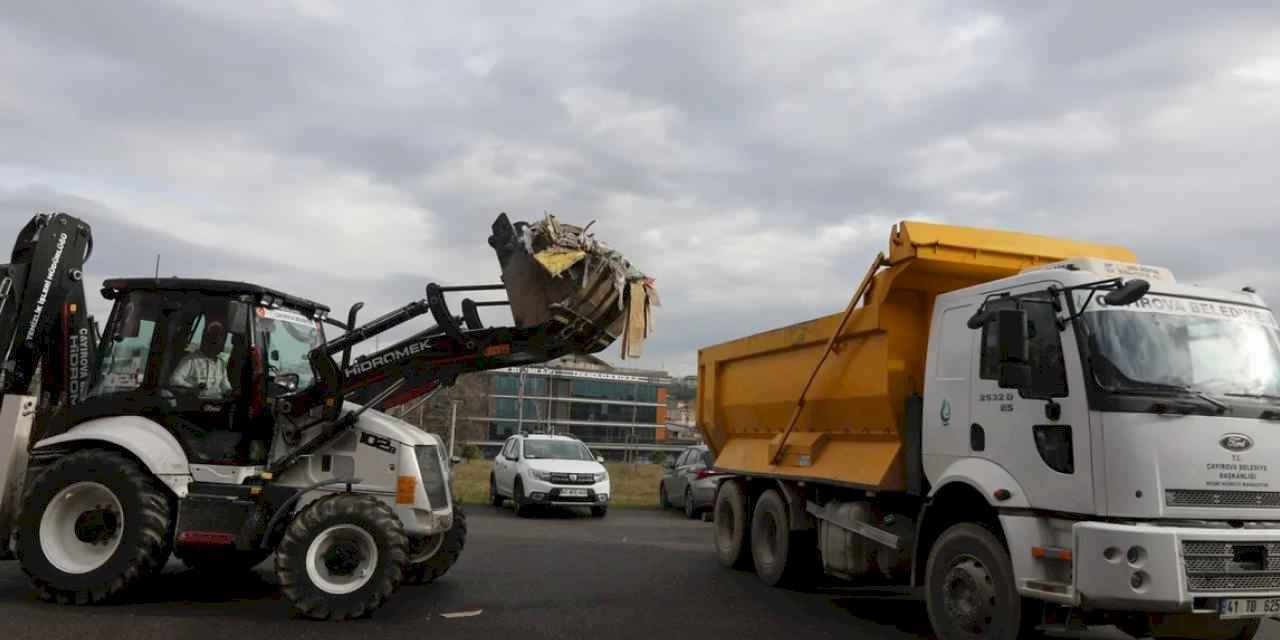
[441,610,484,619]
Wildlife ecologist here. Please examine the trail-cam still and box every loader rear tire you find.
[403,506,466,585]
[714,480,752,570]
[16,448,173,605]
[275,494,408,620]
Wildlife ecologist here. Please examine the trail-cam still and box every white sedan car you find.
[489,434,610,518]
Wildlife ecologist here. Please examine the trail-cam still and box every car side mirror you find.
[596,456,605,463]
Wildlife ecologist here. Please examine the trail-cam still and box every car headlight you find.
[532,469,554,481]
[595,471,608,482]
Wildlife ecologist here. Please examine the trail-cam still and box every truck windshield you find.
[1076,292,1280,401]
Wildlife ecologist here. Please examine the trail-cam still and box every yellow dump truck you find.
[699,221,1280,640]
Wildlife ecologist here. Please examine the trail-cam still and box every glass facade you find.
[483,368,666,445]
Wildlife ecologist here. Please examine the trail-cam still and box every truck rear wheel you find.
[925,523,1030,640]
[403,506,466,585]
[275,494,408,620]
[16,449,173,604]
[714,480,752,570]
[749,489,814,587]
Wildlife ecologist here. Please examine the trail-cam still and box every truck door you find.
[923,303,977,467]
[971,289,1094,514]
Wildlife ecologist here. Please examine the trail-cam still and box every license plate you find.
[560,488,589,498]
[1220,597,1280,619]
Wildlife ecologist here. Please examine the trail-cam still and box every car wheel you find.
[659,483,670,509]
[713,480,752,570]
[489,475,503,507]
[684,488,698,519]
[513,480,531,518]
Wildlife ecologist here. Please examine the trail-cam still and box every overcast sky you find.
[3,2,1279,376]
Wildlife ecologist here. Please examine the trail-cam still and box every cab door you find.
[970,287,1095,515]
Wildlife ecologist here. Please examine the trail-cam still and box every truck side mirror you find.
[998,363,1033,390]
[997,308,1028,363]
[996,308,1031,391]
[1103,279,1150,307]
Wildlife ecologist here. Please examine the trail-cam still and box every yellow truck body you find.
[696,221,1136,490]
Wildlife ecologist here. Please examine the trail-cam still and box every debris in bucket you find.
[494,214,656,359]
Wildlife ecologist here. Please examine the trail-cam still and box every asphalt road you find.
[1,506,1278,640]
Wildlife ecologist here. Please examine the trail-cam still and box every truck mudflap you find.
[1074,521,1280,613]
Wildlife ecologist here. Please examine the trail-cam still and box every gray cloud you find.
[2,1,1279,375]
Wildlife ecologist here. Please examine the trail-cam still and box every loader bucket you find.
[489,214,628,354]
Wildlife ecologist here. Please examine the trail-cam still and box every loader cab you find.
[74,279,329,465]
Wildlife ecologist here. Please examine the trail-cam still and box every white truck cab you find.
[924,257,1280,632]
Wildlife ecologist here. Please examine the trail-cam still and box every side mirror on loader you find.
[995,308,1032,391]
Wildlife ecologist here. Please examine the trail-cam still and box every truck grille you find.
[1167,489,1280,509]
[1183,541,1280,592]
[415,445,450,510]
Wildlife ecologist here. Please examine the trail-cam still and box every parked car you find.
[659,446,720,518]
[489,434,611,518]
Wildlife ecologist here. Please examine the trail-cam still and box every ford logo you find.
[1220,434,1254,453]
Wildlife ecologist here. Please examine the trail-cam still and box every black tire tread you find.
[489,476,503,507]
[274,494,408,620]
[403,506,467,585]
[16,448,173,605]
[714,480,752,570]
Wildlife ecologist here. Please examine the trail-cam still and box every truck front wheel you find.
[275,494,408,620]
[714,480,752,570]
[403,506,467,585]
[16,449,173,604]
[925,523,1034,640]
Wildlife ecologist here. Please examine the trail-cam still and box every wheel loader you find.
[0,212,643,619]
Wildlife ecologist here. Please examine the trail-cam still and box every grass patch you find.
[450,459,663,509]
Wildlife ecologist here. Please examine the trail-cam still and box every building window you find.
[637,384,658,403]
[635,406,657,423]
[494,374,518,395]
[570,379,639,402]
[494,398,542,419]
[569,402,636,423]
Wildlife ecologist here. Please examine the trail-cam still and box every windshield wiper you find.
[1106,381,1230,413]
[1225,392,1280,403]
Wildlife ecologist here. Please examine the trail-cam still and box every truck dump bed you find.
[697,221,1135,490]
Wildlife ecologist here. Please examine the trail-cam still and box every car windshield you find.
[523,440,594,461]
[1076,292,1280,400]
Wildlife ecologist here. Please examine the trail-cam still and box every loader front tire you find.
[275,494,408,620]
[16,448,173,605]
[403,506,466,585]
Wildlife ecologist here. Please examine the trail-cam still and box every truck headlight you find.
[532,470,554,481]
